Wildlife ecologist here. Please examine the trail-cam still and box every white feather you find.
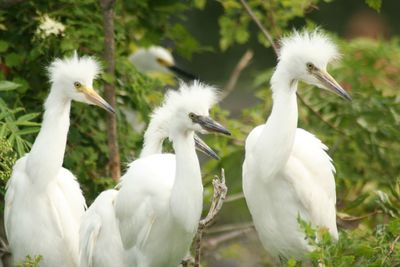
[243,30,340,261]
[5,54,102,266]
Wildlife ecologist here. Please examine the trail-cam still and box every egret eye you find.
[306,63,314,71]
[74,82,82,88]
[156,58,168,66]
[189,112,196,120]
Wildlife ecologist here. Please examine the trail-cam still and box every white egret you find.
[242,31,351,261]
[79,81,230,267]
[129,46,196,80]
[4,53,114,267]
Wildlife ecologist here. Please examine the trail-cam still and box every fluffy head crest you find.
[146,81,219,137]
[162,80,219,113]
[278,30,340,68]
[48,52,101,84]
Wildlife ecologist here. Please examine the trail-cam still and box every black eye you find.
[74,82,81,88]
[189,112,196,120]
[306,63,313,70]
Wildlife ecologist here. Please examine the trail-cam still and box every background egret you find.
[4,54,114,267]
[129,46,196,80]
[242,31,351,261]
[79,82,230,267]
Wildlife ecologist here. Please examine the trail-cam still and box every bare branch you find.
[205,222,254,234]
[239,0,279,57]
[383,234,400,264]
[224,192,244,203]
[205,227,253,248]
[221,50,253,101]
[194,169,228,267]
[101,0,121,180]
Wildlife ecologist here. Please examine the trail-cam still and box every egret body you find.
[242,31,351,260]
[79,82,230,267]
[4,54,114,266]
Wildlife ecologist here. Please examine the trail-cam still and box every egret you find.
[4,53,114,267]
[79,81,230,267]
[129,46,196,80]
[242,31,351,261]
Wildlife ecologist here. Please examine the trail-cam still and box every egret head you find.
[129,46,197,80]
[48,53,114,113]
[276,30,351,101]
[152,81,230,157]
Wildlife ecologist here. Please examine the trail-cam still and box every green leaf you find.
[5,53,24,68]
[0,40,9,53]
[0,80,21,91]
[365,0,382,12]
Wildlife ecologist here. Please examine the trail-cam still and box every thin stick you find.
[239,0,279,57]
[194,169,228,267]
[221,50,254,100]
[205,227,253,248]
[383,234,400,264]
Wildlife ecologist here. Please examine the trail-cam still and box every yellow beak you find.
[81,86,115,113]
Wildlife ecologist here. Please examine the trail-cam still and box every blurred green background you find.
[0,0,399,266]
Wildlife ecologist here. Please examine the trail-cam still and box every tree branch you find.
[383,234,400,264]
[239,0,279,57]
[101,0,120,181]
[221,50,253,101]
[194,169,228,267]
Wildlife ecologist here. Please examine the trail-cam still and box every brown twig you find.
[239,0,279,57]
[194,169,228,267]
[224,192,244,203]
[205,227,254,248]
[383,234,400,264]
[101,0,121,181]
[221,50,253,100]
[205,222,254,234]
[240,0,347,136]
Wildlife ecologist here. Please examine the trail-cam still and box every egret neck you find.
[26,86,71,187]
[169,131,203,232]
[140,119,165,157]
[255,69,299,182]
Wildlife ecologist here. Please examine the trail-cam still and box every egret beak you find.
[312,69,352,101]
[194,134,220,160]
[168,65,198,80]
[82,86,115,113]
[195,115,231,136]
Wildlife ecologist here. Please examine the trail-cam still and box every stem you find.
[194,169,228,267]
[221,50,253,100]
[101,0,120,180]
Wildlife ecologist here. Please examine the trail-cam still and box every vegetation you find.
[0,0,398,266]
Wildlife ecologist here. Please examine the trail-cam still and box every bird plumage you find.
[242,30,346,261]
[5,53,111,266]
[79,82,227,267]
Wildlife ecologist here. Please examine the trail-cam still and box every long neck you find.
[170,131,203,231]
[26,86,71,186]
[254,69,299,182]
[139,120,165,158]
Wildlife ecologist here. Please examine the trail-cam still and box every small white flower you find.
[36,15,65,39]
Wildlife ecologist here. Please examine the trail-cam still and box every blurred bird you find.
[129,46,197,80]
[79,82,230,267]
[242,31,351,261]
[4,53,114,267]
